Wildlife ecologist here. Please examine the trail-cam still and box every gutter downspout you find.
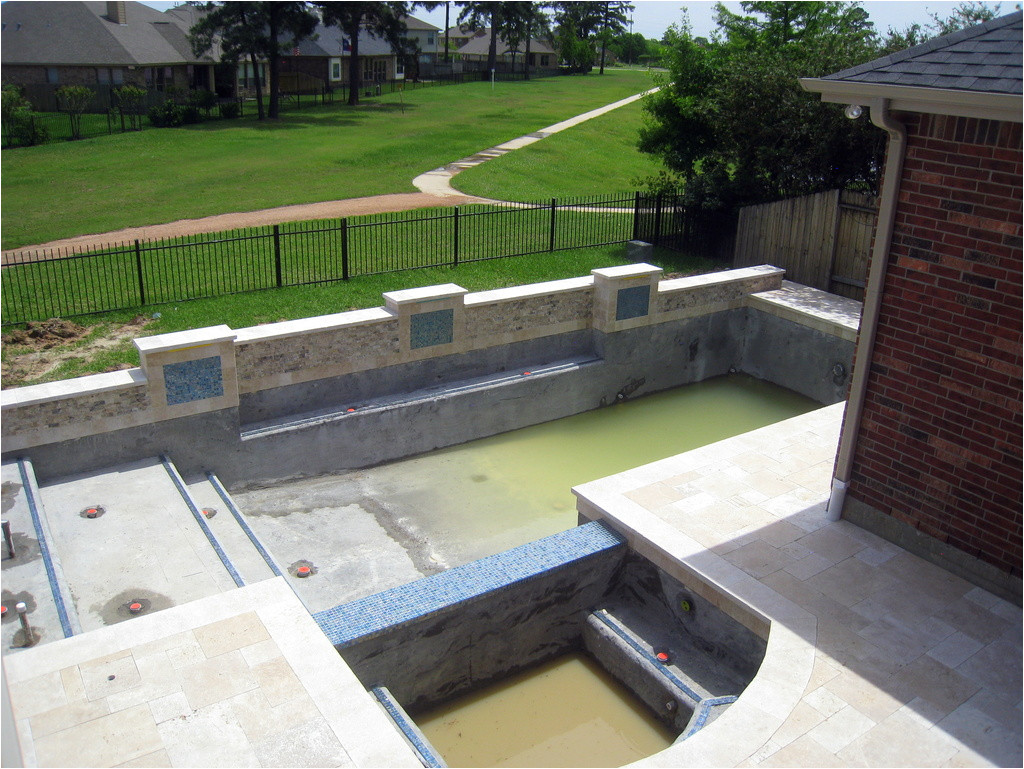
[827,97,907,521]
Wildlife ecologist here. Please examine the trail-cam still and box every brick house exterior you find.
[803,12,1022,602]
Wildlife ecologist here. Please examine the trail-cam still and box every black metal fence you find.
[1,193,727,326]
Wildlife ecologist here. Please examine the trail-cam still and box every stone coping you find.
[465,276,593,306]
[750,281,862,342]
[133,325,236,355]
[659,265,785,294]
[0,369,146,408]
[593,262,663,280]
[233,307,395,344]
[383,283,468,308]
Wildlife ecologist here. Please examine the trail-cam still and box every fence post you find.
[632,191,641,241]
[134,240,146,306]
[341,218,350,281]
[453,206,460,267]
[549,198,557,252]
[653,193,663,246]
[273,225,283,287]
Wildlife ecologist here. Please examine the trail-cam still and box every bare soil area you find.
[1,316,152,387]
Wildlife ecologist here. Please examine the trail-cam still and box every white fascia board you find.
[800,77,1023,123]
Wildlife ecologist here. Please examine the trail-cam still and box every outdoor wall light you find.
[844,104,864,119]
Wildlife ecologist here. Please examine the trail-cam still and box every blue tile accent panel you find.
[682,696,738,740]
[410,308,454,349]
[163,356,223,406]
[616,285,650,320]
[313,522,625,648]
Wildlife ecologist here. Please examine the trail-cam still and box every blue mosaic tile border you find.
[313,521,625,648]
[616,284,650,321]
[163,356,223,406]
[410,308,454,349]
[371,687,447,768]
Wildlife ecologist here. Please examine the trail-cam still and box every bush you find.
[55,85,94,139]
[180,103,203,124]
[191,89,218,115]
[113,85,147,131]
[2,85,49,147]
[218,101,240,119]
[147,100,184,128]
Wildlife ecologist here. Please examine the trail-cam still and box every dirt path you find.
[2,192,485,261]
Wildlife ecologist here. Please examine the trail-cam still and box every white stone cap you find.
[591,263,662,280]
[465,276,593,306]
[1,368,146,408]
[134,325,236,355]
[234,308,394,344]
[382,283,468,308]
[659,264,785,292]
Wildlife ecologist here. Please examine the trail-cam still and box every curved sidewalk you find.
[413,87,659,198]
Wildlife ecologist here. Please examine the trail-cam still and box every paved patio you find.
[575,403,1022,768]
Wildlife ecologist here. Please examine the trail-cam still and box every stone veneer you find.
[2,265,785,455]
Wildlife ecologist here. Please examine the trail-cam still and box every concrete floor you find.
[2,403,1020,767]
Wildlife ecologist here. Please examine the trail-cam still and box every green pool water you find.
[356,373,818,566]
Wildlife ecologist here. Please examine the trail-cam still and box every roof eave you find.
[800,77,1023,123]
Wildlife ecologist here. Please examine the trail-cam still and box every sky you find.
[141,1,1011,40]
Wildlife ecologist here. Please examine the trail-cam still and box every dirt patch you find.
[1,316,151,388]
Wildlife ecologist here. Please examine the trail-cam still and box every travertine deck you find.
[575,403,1022,768]
[3,579,419,768]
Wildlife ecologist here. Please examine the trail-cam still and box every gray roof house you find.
[455,29,557,70]
[1,0,217,100]
[800,12,1022,601]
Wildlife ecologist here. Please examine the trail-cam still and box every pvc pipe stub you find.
[656,652,670,664]
[128,602,143,614]
[296,565,312,578]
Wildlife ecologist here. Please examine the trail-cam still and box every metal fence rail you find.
[2,193,716,326]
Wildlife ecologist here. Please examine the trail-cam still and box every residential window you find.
[46,67,59,84]
[97,68,125,85]
[427,35,435,46]
[330,57,342,81]
[396,60,404,76]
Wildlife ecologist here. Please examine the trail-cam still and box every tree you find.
[189,1,317,120]
[113,85,147,130]
[318,2,410,105]
[596,1,634,74]
[458,2,503,73]
[56,85,94,139]
[638,2,886,210]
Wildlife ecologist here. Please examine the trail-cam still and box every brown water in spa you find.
[415,653,678,767]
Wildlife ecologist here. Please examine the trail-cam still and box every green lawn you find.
[1,71,655,249]
[451,96,663,200]
[0,243,722,388]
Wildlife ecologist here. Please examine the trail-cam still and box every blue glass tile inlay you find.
[616,285,650,321]
[410,308,454,349]
[163,356,224,406]
[313,521,625,648]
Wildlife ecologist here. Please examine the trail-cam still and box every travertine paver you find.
[2,579,419,768]
[575,402,1022,768]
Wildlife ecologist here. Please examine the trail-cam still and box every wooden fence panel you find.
[733,189,877,301]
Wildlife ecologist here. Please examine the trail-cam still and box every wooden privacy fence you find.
[732,189,878,301]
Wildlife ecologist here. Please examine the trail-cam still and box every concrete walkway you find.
[413,88,659,198]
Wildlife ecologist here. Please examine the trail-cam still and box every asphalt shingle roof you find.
[1,1,213,66]
[820,11,1022,94]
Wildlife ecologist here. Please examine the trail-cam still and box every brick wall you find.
[850,113,1023,578]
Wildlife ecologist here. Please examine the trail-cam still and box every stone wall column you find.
[591,263,664,333]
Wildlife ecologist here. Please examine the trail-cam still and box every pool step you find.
[32,457,241,632]
[240,355,602,440]
[1,458,79,651]
[183,471,284,587]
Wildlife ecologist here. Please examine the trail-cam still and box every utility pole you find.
[444,1,451,63]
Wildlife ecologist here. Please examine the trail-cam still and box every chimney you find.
[107,1,127,25]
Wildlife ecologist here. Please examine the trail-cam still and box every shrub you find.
[218,101,240,119]
[147,100,184,128]
[190,89,218,115]
[113,85,147,131]
[1,85,48,147]
[55,85,95,139]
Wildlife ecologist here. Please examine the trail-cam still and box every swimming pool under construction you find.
[2,264,1019,768]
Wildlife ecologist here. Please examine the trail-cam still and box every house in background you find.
[801,11,1022,601]
[278,24,404,97]
[449,27,557,71]
[1,1,217,109]
[401,14,440,73]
